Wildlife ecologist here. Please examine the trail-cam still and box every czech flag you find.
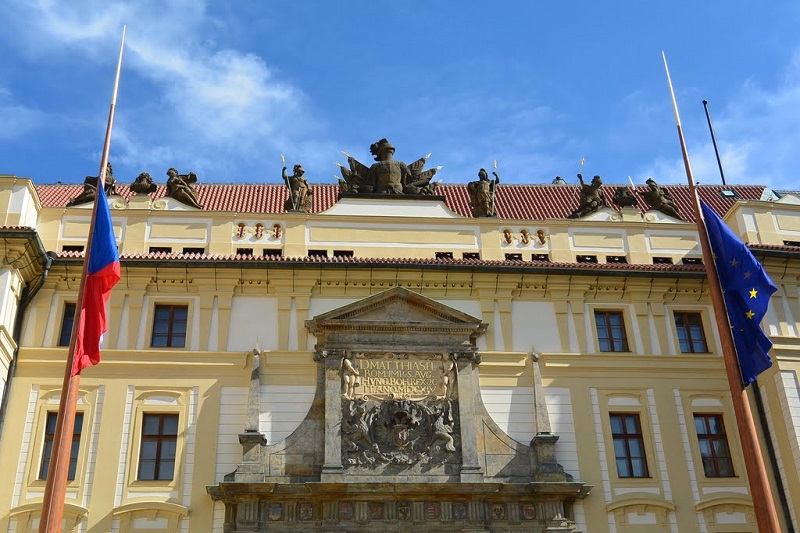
[72,183,120,376]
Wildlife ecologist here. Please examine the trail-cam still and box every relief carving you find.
[342,398,459,466]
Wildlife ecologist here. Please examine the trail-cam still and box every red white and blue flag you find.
[72,183,120,375]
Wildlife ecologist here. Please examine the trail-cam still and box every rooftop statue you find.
[338,138,440,195]
[130,172,157,194]
[66,163,117,207]
[166,167,203,209]
[567,174,607,219]
[612,186,638,207]
[283,163,313,212]
[467,168,500,217]
[641,178,684,220]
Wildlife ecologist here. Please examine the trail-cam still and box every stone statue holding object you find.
[282,164,313,212]
[567,174,606,219]
[467,168,499,217]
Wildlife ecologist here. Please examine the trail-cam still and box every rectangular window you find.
[609,413,649,478]
[40,412,84,480]
[149,246,172,254]
[462,252,480,260]
[606,255,628,264]
[151,305,188,348]
[674,312,708,353]
[333,250,354,258]
[504,253,523,261]
[435,251,454,260]
[58,303,76,347]
[262,248,283,257]
[61,245,84,253]
[653,256,673,264]
[138,413,179,481]
[595,311,629,352]
[532,253,550,262]
[308,250,328,258]
[577,255,598,263]
[181,247,205,255]
[694,414,734,477]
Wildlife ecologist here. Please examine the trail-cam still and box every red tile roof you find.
[34,183,765,221]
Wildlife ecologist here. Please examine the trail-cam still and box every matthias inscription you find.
[341,352,455,401]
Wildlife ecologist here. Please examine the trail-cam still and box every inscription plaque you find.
[342,352,455,401]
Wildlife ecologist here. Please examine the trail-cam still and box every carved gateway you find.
[208,287,590,532]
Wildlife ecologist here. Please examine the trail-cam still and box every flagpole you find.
[662,52,780,532]
[38,27,126,533]
[702,99,727,186]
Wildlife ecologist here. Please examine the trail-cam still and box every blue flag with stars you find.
[701,201,777,386]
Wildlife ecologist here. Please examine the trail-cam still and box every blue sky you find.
[2,1,799,191]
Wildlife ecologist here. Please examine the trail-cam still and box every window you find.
[652,256,673,264]
[504,253,522,261]
[262,248,283,257]
[577,255,598,263]
[435,251,453,260]
[682,257,702,265]
[151,305,188,348]
[462,252,480,260]
[61,245,84,253]
[40,412,83,480]
[532,253,550,262]
[182,247,205,255]
[606,255,628,264]
[236,247,254,256]
[308,250,328,258]
[58,303,76,347]
[149,246,172,254]
[674,312,708,353]
[595,311,629,352]
[138,413,179,481]
[333,250,354,258]
[609,413,649,478]
[694,414,734,477]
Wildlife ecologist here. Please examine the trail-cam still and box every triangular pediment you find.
[309,286,481,325]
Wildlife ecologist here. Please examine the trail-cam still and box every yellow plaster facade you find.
[0,175,797,532]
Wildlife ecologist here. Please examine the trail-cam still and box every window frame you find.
[39,411,84,481]
[137,412,180,481]
[674,311,709,353]
[609,412,650,478]
[58,302,77,347]
[150,304,189,348]
[594,310,630,352]
[693,413,735,478]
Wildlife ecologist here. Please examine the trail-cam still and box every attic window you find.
[149,246,172,254]
[719,190,738,198]
[333,250,354,258]
[62,245,84,253]
[682,257,702,265]
[532,253,550,262]
[435,252,454,260]
[182,247,205,255]
[262,248,283,257]
[308,250,328,258]
[504,253,523,261]
[784,240,800,247]
[236,248,254,256]
[653,256,673,264]
[462,252,480,260]
[576,255,598,263]
[606,255,628,264]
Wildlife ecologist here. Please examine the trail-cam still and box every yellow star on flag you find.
[745,310,755,319]
[749,288,758,298]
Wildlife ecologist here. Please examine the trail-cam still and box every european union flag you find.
[701,201,777,386]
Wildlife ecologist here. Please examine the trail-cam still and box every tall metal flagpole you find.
[662,52,780,532]
[702,100,727,186]
[38,26,126,533]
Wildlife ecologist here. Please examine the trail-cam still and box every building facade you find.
[0,173,797,532]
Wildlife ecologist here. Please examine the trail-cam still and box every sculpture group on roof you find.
[62,148,685,221]
[337,138,440,196]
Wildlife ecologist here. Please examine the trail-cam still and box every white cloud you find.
[6,0,317,181]
[0,88,46,140]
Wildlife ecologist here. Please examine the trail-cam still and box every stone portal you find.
[208,287,590,532]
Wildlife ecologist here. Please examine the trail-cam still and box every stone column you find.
[454,351,483,482]
[234,348,266,482]
[320,350,345,481]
